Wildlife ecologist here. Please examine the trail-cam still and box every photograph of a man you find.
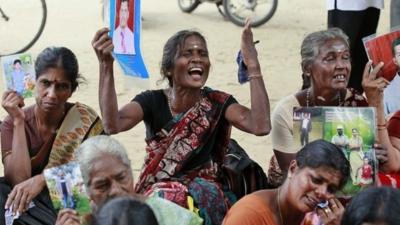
[300,112,312,146]
[11,59,27,94]
[384,37,400,115]
[113,0,135,55]
[55,171,75,209]
[331,124,349,157]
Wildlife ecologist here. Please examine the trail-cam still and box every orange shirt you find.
[222,193,277,225]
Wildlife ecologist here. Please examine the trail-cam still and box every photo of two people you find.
[293,107,377,197]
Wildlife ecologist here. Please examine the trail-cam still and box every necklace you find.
[277,188,284,225]
[306,88,342,107]
[167,89,176,116]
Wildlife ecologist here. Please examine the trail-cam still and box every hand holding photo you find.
[1,53,35,98]
[363,28,400,81]
[43,161,91,216]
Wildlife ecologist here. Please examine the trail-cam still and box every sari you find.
[378,110,400,188]
[135,88,233,225]
[0,102,103,225]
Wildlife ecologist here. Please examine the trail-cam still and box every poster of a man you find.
[113,0,135,54]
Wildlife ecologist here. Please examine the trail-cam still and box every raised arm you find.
[1,90,30,185]
[92,28,144,134]
[362,61,400,172]
[225,19,271,136]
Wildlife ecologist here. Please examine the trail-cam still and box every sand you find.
[0,0,390,178]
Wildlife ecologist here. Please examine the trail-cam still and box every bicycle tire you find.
[223,0,278,27]
[0,0,47,56]
[178,0,201,13]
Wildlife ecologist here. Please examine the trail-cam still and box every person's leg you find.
[391,0,400,28]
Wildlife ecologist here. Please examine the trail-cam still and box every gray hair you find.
[76,135,132,187]
[300,27,350,73]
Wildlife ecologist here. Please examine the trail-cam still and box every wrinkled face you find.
[88,154,135,206]
[393,44,400,69]
[170,35,210,89]
[287,163,342,213]
[35,68,72,112]
[308,38,351,91]
[119,1,129,28]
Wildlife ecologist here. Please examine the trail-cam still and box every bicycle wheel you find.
[223,0,277,27]
[178,0,201,13]
[0,0,47,56]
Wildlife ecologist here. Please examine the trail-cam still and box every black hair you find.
[341,187,400,225]
[160,30,207,87]
[296,139,350,188]
[94,197,159,225]
[35,46,83,92]
[13,59,22,65]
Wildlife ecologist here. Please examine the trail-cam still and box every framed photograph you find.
[363,28,400,81]
[1,53,35,98]
[43,161,91,216]
[293,107,377,197]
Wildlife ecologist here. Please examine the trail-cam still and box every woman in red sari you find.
[92,19,271,225]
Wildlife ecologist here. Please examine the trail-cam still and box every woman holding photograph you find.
[92,19,270,225]
[223,139,350,225]
[0,47,103,225]
[268,28,385,187]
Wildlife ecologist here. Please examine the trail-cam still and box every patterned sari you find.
[0,102,103,225]
[135,89,233,225]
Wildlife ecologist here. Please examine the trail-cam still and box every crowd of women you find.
[0,15,400,225]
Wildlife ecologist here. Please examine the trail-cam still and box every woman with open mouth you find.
[92,18,271,225]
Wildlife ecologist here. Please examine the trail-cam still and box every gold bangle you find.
[377,127,387,131]
[248,74,263,80]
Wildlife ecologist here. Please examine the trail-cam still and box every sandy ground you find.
[0,0,390,178]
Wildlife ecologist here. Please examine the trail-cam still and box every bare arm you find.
[362,61,400,172]
[1,91,31,185]
[93,28,144,134]
[225,19,271,136]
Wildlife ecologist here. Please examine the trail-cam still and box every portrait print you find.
[293,107,377,197]
[363,28,400,81]
[1,53,35,98]
[44,161,91,216]
[113,0,135,55]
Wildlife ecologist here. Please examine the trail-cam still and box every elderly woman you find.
[56,135,202,225]
[92,19,270,224]
[269,28,384,187]
[0,47,103,225]
[223,139,350,225]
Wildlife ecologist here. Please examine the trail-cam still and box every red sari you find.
[135,88,234,225]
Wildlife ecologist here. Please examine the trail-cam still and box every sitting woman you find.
[222,139,350,225]
[269,28,383,187]
[56,135,203,225]
[0,47,103,225]
[92,19,270,224]
[341,186,400,225]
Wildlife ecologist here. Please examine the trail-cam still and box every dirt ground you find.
[0,0,390,178]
